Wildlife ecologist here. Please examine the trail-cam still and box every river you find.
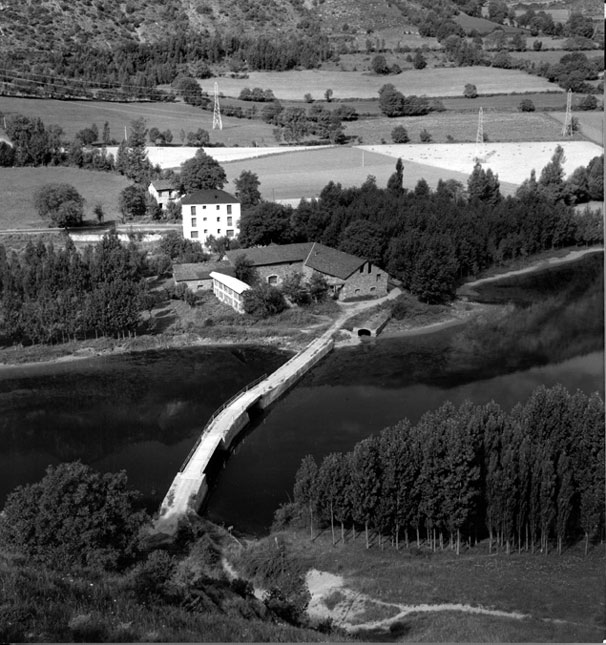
[0,253,603,533]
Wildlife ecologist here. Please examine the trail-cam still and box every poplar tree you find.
[293,455,318,541]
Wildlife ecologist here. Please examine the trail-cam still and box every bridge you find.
[153,288,401,535]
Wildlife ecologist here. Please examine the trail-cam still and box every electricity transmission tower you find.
[561,89,573,136]
[212,82,223,130]
[474,107,486,163]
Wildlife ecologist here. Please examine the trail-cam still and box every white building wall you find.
[182,202,241,248]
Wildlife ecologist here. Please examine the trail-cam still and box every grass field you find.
[454,11,519,35]
[0,97,275,146]
[346,110,581,145]
[219,146,515,202]
[509,49,604,64]
[212,67,560,100]
[549,110,604,145]
[0,167,130,228]
[289,528,604,642]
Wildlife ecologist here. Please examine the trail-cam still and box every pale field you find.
[361,140,604,185]
[346,111,579,144]
[104,145,332,169]
[212,67,559,100]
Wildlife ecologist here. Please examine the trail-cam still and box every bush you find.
[242,283,287,317]
[419,128,432,142]
[391,125,410,143]
[578,94,598,110]
[463,83,478,98]
[518,98,536,112]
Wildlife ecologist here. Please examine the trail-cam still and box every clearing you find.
[289,529,604,642]
[212,67,560,100]
[0,167,131,228]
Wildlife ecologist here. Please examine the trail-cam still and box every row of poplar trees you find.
[292,385,604,556]
[0,233,148,345]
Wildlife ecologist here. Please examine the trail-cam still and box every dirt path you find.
[306,568,530,634]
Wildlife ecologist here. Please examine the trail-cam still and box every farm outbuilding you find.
[173,262,235,291]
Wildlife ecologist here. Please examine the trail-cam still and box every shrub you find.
[578,94,598,110]
[518,98,536,112]
[33,183,85,227]
[391,125,410,143]
[420,128,432,142]
[463,83,478,98]
[243,283,286,317]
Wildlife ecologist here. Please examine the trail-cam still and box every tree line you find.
[238,151,604,303]
[0,234,148,345]
[290,385,604,556]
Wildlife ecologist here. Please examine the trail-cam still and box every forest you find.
[289,385,605,556]
[239,152,604,302]
[0,234,149,344]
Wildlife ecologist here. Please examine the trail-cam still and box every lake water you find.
[0,253,603,533]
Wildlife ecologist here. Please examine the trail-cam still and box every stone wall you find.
[255,262,305,285]
[340,263,388,300]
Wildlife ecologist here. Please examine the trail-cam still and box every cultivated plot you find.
[549,110,604,146]
[213,67,560,100]
[361,140,604,185]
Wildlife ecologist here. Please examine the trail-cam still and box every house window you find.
[367,263,371,273]
[191,217,197,227]
[227,205,232,214]
[227,216,233,226]
[217,216,220,222]
[359,266,363,273]
[370,286,376,292]
[376,274,382,281]
[202,205,206,209]
[190,206,196,215]
[227,229,234,238]
[191,231,198,239]
[355,288,361,294]
[267,275,278,285]
[204,229,208,234]
[203,216,207,221]
[217,229,221,234]
[216,205,220,210]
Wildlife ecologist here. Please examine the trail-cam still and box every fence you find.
[178,372,268,473]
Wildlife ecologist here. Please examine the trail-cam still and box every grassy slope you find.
[0,96,275,146]
[287,528,604,642]
[0,167,131,228]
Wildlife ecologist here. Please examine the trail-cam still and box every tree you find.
[378,84,405,117]
[413,50,427,69]
[309,272,329,303]
[280,271,311,306]
[277,107,309,143]
[578,95,598,111]
[33,183,85,227]
[464,83,478,98]
[340,220,385,265]
[102,121,111,144]
[324,88,333,103]
[235,170,262,209]
[391,126,409,143]
[538,145,573,204]
[467,162,502,205]
[410,234,459,303]
[0,141,15,166]
[119,184,148,219]
[0,462,148,571]
[176,149,227,193]
[123,117,151,184]
[239,202,293,247]
[518,99,536,112]
[6,115,50,166]
[387,157,405,194]
[233,253,258,285]
[371,54,390,75]
[186,128,210,146]
[243,283,287,317]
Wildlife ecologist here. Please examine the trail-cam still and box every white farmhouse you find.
[148,180,180,210]
[181,189,241,248]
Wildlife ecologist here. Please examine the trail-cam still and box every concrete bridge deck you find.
[154,288,401,535]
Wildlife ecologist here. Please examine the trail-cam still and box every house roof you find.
[304,242,365,280]
[209,271,251,294]
[181,189,239,205]
[173,262,235,282]
[226,242,367,280]
[225,243,313,267]
[150,179,175,192]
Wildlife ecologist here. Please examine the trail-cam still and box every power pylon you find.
[474,107,486,163]
[561,89,573,136]
[212,82,223,130]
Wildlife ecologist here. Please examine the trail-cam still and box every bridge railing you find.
[178,372,268,473]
